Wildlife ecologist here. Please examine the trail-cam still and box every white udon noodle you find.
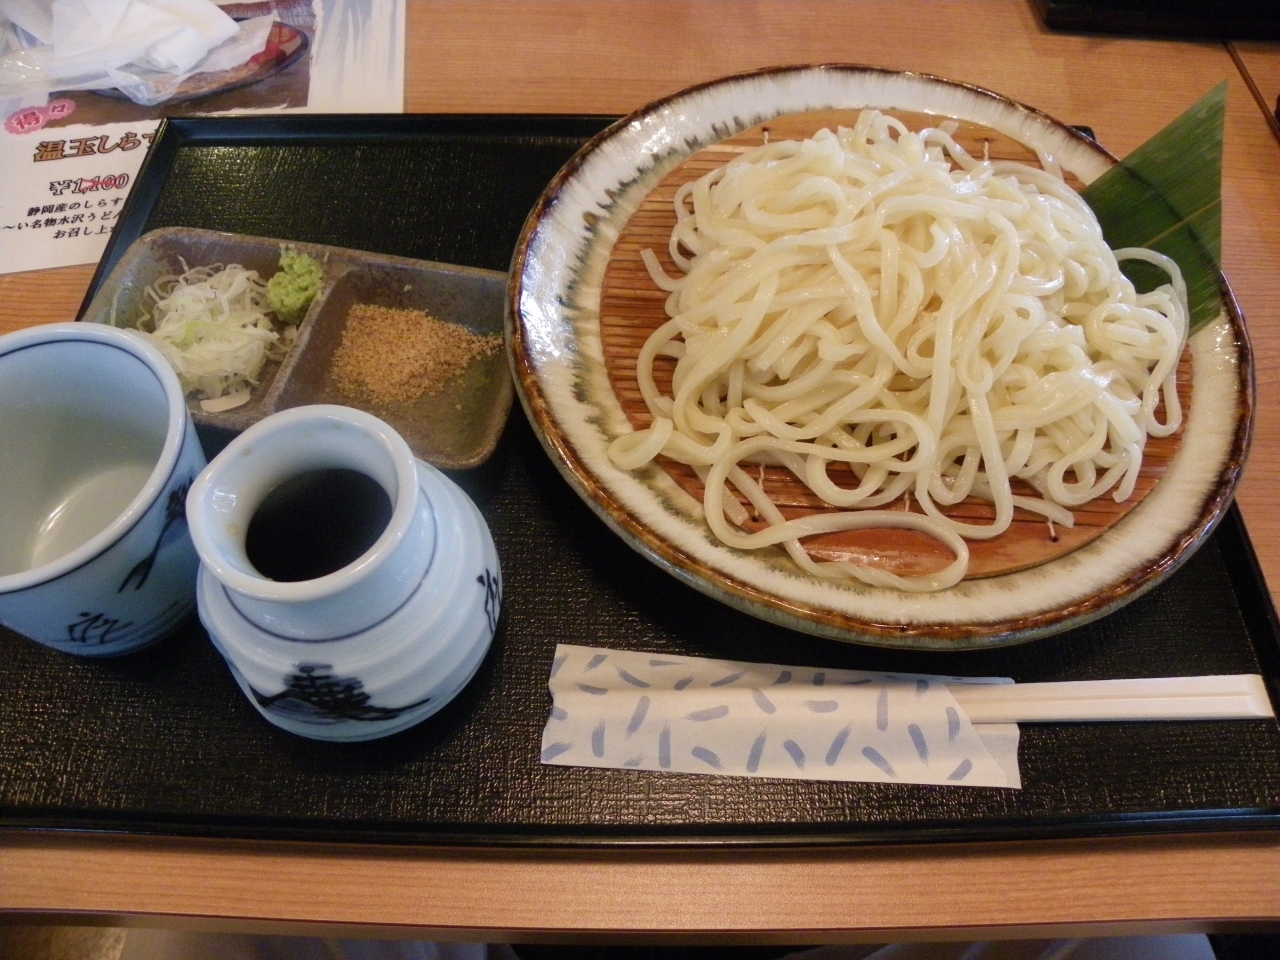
[606,110,1189,592]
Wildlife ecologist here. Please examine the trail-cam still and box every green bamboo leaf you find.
[1082,81,1225,333]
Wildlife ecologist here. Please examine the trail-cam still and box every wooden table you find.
[2,1,1278,944]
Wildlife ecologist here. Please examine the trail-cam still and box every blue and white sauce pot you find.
[187,405,501,742]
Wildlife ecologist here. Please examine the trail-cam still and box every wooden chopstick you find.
[946,674,1275,723]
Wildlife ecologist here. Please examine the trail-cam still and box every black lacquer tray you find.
[1033,0,1279,40]
[2,115,1279,847]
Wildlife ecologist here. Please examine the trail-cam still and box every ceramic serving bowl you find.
[506,65,1253,650]
[188,405,501,741]
[0,322,206,656]
[83,227,513,469]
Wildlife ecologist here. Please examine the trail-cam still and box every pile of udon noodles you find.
[607,109,1188,592]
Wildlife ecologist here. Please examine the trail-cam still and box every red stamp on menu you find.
[4,99,77,135]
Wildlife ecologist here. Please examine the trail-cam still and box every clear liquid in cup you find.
[0,407,164,576]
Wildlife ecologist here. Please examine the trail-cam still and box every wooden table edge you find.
[3,830,1278,940]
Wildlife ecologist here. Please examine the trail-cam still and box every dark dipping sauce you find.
[245,468,393,582]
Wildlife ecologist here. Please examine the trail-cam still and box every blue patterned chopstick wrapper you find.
[541,644,1021,788]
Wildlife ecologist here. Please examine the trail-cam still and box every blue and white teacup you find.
[0,323,206,656]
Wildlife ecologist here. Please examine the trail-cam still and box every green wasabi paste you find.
[267,246,323,324]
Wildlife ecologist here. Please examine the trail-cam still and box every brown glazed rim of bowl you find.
[506,63,1255,650]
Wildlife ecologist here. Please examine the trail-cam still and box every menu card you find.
[0,0,405,275]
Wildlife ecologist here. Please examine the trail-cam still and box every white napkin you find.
[141,0,237,72]
[193,13,271,74]
[45,0,221,79]
[0,0,261,108]
[542,644,1021,788]
[1,0,54,42]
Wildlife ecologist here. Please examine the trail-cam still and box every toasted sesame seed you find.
[331,304,502,407]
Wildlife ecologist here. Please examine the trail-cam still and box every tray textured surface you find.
[3,115,1278,845]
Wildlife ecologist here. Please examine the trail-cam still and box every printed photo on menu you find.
[0,0,405,275]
